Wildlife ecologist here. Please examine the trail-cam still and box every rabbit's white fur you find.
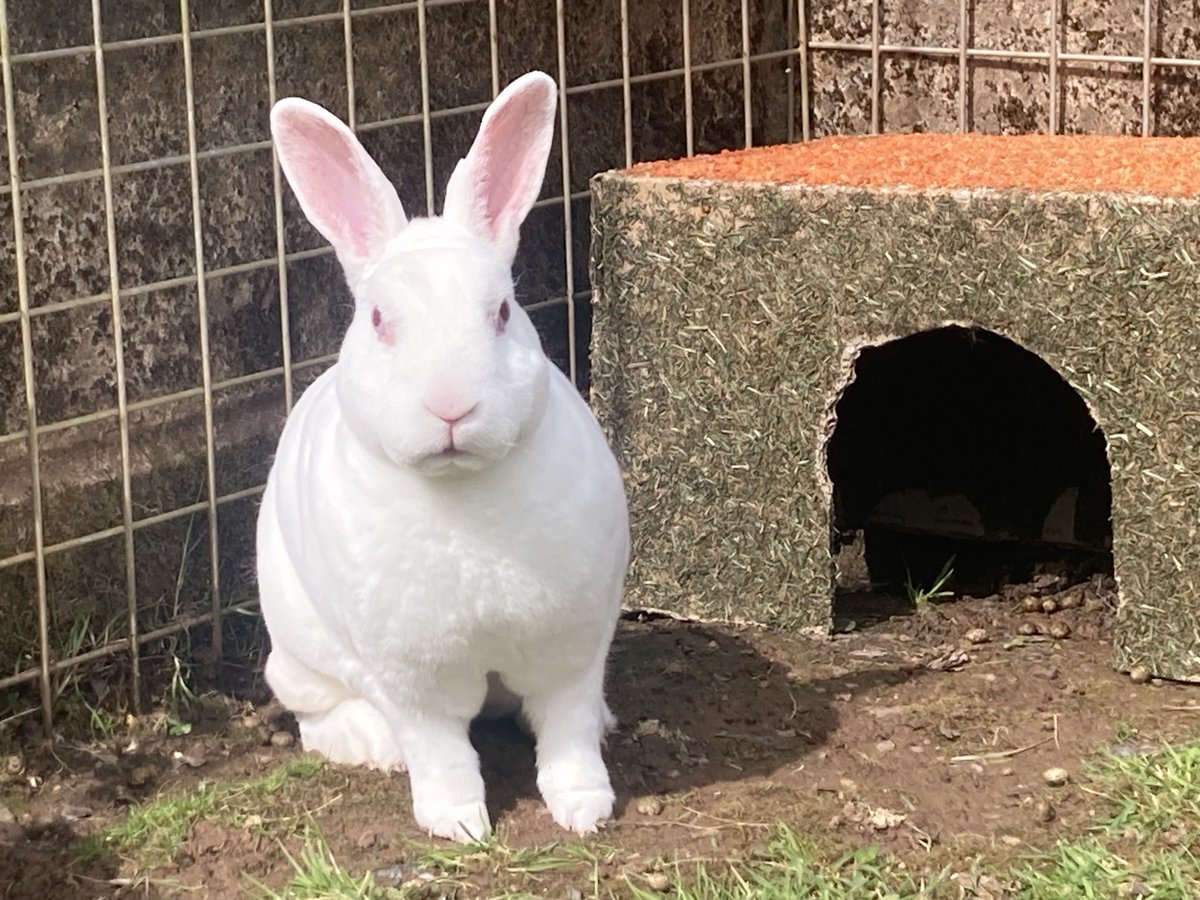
[257,72,630,843]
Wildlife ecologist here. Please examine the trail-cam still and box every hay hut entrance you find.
[825,326,1114,602]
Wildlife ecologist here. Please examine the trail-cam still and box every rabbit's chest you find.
[336,521,591,656]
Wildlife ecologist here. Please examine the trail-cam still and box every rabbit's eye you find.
[496,300,511,334]
[371,306,394,345]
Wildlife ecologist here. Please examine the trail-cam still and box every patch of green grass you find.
[84,701,124,739]
[417,832,604,898]
[77,754,326,868]
[251,829,397,900]
[1011,839,1198,899]
[904,556,956,611]
[645,741,1200,900]
[1088,741,1200,839]
[1009,741,1200,897]
[417,833,600,877]
[250,829,600,900]
[631,827,946,899]
[1113,720,1138,744]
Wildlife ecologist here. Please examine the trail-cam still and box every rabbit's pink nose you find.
[424,389,478,425]
[427,402,477,426]
[425,380,478,425]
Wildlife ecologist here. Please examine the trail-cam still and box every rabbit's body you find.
[259,361,626,724]
[257,73,630,842]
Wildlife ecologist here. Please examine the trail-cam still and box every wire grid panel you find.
[797,0,1199,139]
[0,0,1197,732]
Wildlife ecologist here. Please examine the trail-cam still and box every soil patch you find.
[1,581,1196,898]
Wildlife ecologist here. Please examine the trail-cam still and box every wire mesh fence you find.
[0,0,1196,734]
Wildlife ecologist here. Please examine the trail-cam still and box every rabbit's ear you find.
[442,71,557,260]
[271,98,407,284]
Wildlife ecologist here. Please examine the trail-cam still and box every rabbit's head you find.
[271,73,559,476]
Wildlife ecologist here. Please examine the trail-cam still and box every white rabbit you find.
[256,72,630,843]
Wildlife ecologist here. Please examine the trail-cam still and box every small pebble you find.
[2,755,24,778]
[937,722,961,741]
[127,766,153,788]
[356,828,385,850]
[1047,622,1071,640]
[1020,596,1043,613]
[875,739,896,754]
[964,628,989,645]
[172,750,207,769]
[1129,665,1151,684]
[1059,590,1082,610]
[1041,598,1059,614]
[269,730,296,749]
[636,796,665,817]
[1016,622,1040,637]
[1043,767,1070,787]
[1036,800,1056,823]
[644,872,671,892]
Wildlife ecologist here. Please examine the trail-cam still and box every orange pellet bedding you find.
[630,133,1200,197]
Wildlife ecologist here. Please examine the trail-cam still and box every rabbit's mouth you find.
[410,445,491,476]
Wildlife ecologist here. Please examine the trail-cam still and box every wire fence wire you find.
[0,0,1196,733]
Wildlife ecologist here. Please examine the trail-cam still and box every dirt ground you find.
[1,574,1198,899]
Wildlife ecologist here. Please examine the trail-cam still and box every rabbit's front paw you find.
[414,797,492,844]
[542,783,615,835]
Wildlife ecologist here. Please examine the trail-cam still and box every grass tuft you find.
[630,826,945,899]
[417,833,599,877]
[1011,839,1198,899]
[1088,741,1200,839]
[77,754,326,868]
[904,556,956,610]
[250,829,395,900]
[1009,741,1200,897]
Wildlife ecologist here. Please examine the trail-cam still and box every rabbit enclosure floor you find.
[1,581,1197,899]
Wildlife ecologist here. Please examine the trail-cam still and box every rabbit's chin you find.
[408,448,495,477]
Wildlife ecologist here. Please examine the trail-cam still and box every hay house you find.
[589,133,1200,681]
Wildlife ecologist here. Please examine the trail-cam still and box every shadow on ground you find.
[472,616,928,828]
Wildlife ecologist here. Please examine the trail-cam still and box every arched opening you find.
[825,326,1114,603]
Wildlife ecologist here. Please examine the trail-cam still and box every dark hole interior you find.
[826,326,1114,597]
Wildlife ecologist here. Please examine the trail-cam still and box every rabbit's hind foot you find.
[298,698,405,771]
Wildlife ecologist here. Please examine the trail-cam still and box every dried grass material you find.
[590,179,836,632]
[631,134,1200,198]
[589,172,1200,680]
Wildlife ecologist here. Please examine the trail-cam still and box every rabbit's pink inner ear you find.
[475,92,555,240]
[272,101,406,268]
[446,72,557,252]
